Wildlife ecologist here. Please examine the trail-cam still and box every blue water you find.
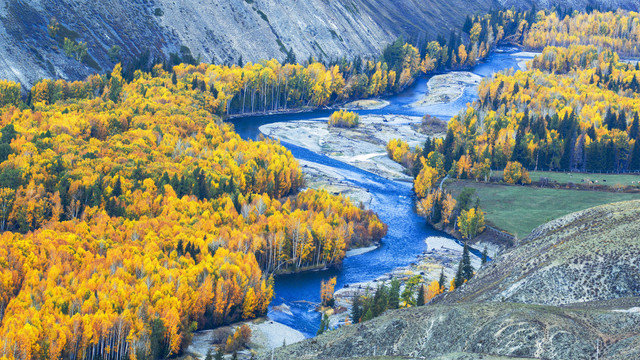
[230,47,526,337]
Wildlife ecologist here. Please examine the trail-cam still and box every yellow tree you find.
[320,277,337,306]
[414,164,440,198]
[458,45,468,67]
[503,161,531,184]
[425,280,443,301]
[457,208,486,239]
[441,193,457,225]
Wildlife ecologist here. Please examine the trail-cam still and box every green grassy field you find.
[446,180,640,238]
[493,170,640,187]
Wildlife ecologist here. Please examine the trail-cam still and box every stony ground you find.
[261,301,640,360]
[261,114,432,181]
[187,317,305,359]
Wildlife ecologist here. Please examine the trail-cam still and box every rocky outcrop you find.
[262,200,640,359]
[0,0,498,88]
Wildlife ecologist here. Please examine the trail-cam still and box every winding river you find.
[230,47,531,337]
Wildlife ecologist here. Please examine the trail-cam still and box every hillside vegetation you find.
[438,200,640,305]
[385,9,640,246]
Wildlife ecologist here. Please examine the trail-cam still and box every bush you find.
[225,324,252,353]
[503,161,531,185]
[329,110,360,128]
[108,45,122,62]
[63,38,88,62]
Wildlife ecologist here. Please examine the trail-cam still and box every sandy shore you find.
[187,318,305,359]
[513,51,540,71]
[410,72,482,108]
[299,159,374,208]
[261,114,428,182]
[345,244,379,257]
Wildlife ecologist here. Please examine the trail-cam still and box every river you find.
[229,47,532,337]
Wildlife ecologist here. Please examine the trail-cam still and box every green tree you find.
[456,187,476,212]
[416,285,425,306]
[401,275,422,306]
[204,348,214,360]
[455,242,474,289]
[351,296,362,323]
[316,313,330,335]
[481,246,488,265]
[438,269,446,291]
[361,308,374,322]
[108,45,122,62]
[388,278,400,309]
[629,113,640,140]
[215,347,224,360]
[630,141,640,171]
[373,282,389,315]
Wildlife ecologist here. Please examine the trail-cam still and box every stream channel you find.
[229,47,532,337]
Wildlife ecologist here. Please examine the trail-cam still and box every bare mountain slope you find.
[0,0,499,88]
[2,0,636,88]
[261,302,640,359]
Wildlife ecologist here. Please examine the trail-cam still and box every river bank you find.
[227,47,534,338]
[225,98,389,121]
[323,235,483,329]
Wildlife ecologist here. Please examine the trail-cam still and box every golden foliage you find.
[329,110,360,128]
[0,62,388,360]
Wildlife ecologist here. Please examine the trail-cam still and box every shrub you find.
[503,161,531,185]
[329,110,360,128]
[225,324,252,353]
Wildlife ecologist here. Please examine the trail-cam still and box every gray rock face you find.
[0,0,498,88]
[1,0,636,88]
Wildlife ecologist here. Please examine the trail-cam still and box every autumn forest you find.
[1,4,640,360]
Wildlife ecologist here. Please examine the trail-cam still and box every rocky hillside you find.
[263,201,640,359]
[263,302,640,360]
[2,0,637,89]
[0,0,498,88]
[437,200,640,306]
